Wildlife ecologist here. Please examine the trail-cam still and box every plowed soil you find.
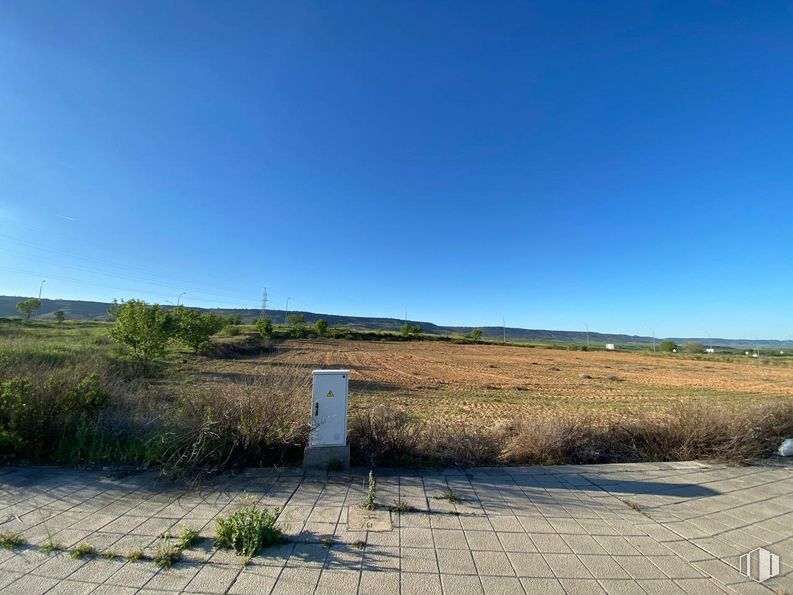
[198,339,793,424]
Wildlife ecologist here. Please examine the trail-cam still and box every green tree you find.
[16,299,41,319]
[173,308,225,354]
[54,310,65,324]
[110,300,174,361]
[400,323,422,337]
[315,319,328,337]
[659,340,679,353]
[225,314,242,326]
[255,318,273,338]
[468,329,483,341]
[684,342,704,354]
[287,314,306,338]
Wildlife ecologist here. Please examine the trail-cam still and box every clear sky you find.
[1,1,792,339]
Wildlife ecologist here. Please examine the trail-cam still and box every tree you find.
[107,299,122,320]
[54,310,65,324]
[173,307,225,354]
[225,314,242,326]
[287,313,306,338]
[255,318,273,338]
[684,342,704,354]
[110,300,174,361]
[315,319,328,337]
[16,299,41,319]
[659,340,679,353]
[400,323,422,337]
[468,329,483,341]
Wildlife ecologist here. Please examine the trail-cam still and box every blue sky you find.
[1,1,792,338]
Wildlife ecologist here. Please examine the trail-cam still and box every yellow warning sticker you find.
[327,390,334,398]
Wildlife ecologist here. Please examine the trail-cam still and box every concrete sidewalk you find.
[0,460,791,594]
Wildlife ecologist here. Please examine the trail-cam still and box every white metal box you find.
[310,370,349,447]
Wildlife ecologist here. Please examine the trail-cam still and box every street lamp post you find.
[285,298,291,324]
[177,292,186,306]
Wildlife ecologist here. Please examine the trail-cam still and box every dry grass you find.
[350,401,793,467]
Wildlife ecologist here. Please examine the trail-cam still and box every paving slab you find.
[0,460,791,593]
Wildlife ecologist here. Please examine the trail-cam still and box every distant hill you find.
[2,295,791,348]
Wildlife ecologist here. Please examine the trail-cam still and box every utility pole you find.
[177,292,186,306]
[261,288,268,319]
[285,297,291,324]
[501,316,506,344]
[651,329,656,354]
[36,280,45,318]
[585,323,590,349]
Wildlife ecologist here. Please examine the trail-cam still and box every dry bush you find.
[501,400,793,465]
[160,366,310,477]
[349,406,421,467]
[349,406,500,467]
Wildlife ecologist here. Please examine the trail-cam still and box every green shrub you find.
[215,504,282,557]
[173,308,225,354]
[254,318,273,339]
[111,300,174,361]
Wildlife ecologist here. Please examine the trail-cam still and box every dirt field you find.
[197,339,793,425]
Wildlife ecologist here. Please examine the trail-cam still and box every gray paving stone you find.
[441,573,484,594]
[401,571,442,595]
[3,573,60,595]
[472,550,515,576]
[358,569,399,594]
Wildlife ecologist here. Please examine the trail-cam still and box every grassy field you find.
[2,318,793,473]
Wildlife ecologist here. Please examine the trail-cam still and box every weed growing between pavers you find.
[360,470,377,510]
[620,499,650,517]
[177,525,201,550]
[215,503,282,557]
[352,540,366,549]
[40,539,64,553]
[390,499,411,514]
[126,548,144,561]
[433,487,460,503]
[0,532,25,550]
[321,537,334,548]
[101,550,117,560]
[154,535,182,569]
[70,543,96,559]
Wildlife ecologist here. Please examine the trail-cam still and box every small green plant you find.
[40,539,64,553]
[360,470,376,510]
[215,504,282,557]
[390,499,410,514]
[0,532,25,550]
[127,548,144,561]
[101,550,117,560]
[351,539,366,549]
[433,488,460,503]
[177,525,201,550]
[321,537,334,548]
[327,458,343,472]
[153,535,182,569]
[70,543,96,559]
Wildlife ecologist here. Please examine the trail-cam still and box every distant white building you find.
[605,343,615,350]
[705,348,715,354]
